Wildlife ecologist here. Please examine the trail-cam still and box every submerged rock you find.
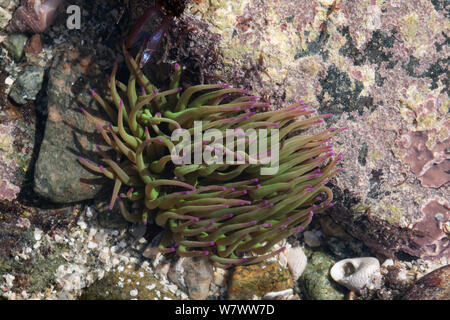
[4,33,28,61]
[0,105,35,201]
[9,65,44,104]
[80,265,177,300]
[174,0,450,262]
[227,261,293,300]
[299,250,346,300]
[402,265,450,300]
[182,257,214,300]
[33,45,108,203]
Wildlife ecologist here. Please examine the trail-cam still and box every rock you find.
[0,105,35,200]
[0,7,12,29]
[303,231,321,247]
[5,33,28,61]
[182,257,213,300]
[172,0,450,262]
[330,257,382,293]
[299,250,346,300]
[402,265,450,300]
[24,34,42,55]
[227,261,293,300]
[95,199,128,229]
[0,1,17,29]
[0,0,19,9]
[80,265,177,300]
[212,266,228,287]
[166,257,186,291]
[7,0,63,33]
[319,216,351,240]
[0,201,80,295]
[33,45,109,203]
[9,65,44,104]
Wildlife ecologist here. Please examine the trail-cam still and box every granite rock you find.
[33,45,110,203]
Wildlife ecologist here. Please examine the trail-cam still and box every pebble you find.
[129,289,138,297]
[0,7,13,29]
[212,267,228,287]
[9,65,45,104]
[303,231,321,247]
[77,220,87,230]
[87,242,98,249]
[5,76,14,86]
[5,33,28,61]
[183,257,213,300]
[142,245,160,259]
[299,250,345,300]
[381,259,394,268]
[34,229,43,241]
[24,34,42,55]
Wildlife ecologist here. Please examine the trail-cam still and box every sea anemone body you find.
[79,45,344,267]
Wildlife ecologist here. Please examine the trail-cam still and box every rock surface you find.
[402,265,450,300]
[33,46,109,203]
[80,264,177,300]
[4,33,27,61]
[0,62,36,201]
[182,257,213,300]
[1,0,449,301]
[174,0,450,261]
[299,250,346,300]
[9,65,44,104]
[0,0,18,30]
[227,261,293,300]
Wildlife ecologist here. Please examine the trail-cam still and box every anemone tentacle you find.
[78,48,344,267]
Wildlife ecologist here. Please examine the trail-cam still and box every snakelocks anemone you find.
[78,43,345,268]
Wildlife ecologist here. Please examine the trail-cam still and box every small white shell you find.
[330,257,381,293]
[285,246,308,281]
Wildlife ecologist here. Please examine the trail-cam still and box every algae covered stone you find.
[5,33,27,61]
[299,250,346,300]
[227,260,293,299]
[9,65,44,105]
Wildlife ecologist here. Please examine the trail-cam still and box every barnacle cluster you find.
[78,45,344,267]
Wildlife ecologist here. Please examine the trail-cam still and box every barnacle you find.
[79,44,344,267]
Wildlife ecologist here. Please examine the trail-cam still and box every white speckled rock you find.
[330,257,381,293]
[284,246,308,281]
